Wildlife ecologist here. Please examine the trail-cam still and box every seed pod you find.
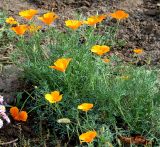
[57,118,71,124]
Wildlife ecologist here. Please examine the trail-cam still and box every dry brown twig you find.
[0,138,18,145]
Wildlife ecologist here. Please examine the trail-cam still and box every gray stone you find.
[0,65,23,104]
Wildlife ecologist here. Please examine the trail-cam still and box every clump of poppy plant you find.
[8,7,160,147]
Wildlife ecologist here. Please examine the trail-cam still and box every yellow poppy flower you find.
[77,103,93,112]
[49,58,72,72]
[79,131,97,143]
[84,14,107,26]
[5,17,18,24]
[133,48,143,54]
[38,12,58,25]
[110,10,129,20]
[45,91,63,103]
[65,20,83,30]
[91,45,110,56]
[11,25,28,35]
[19,9,38,20]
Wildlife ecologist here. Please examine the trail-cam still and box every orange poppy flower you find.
[77,103,93,112]
[19,9,38,20]
[49,58,72,72]
[45,91,63,103]
[11,25,28,35]
[110,10,129,20]
[10,107,28,121]
[91,45,110,56]
[102,58,110,63]
[38,12,58,25]
[65,20,83,30]
[133,48,143,54]
[79,131,97,143]
[27,25,42,33]
[5,17,18,25]
[84,14,107,26]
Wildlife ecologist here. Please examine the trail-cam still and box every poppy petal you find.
[49,66,65,72]
[45,94,54,103]
[19,111,28,121]
[10,107,19,118]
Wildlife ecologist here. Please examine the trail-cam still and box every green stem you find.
[20,90,34,111]
[111,20,120,46]
[55,103,63,117]
[28,104,45,114]
[118,105,132,130]
[85,111,89,123]
[77,111,82,132]
[66,125,71,144]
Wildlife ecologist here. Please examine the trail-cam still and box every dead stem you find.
[0,138,18,145]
